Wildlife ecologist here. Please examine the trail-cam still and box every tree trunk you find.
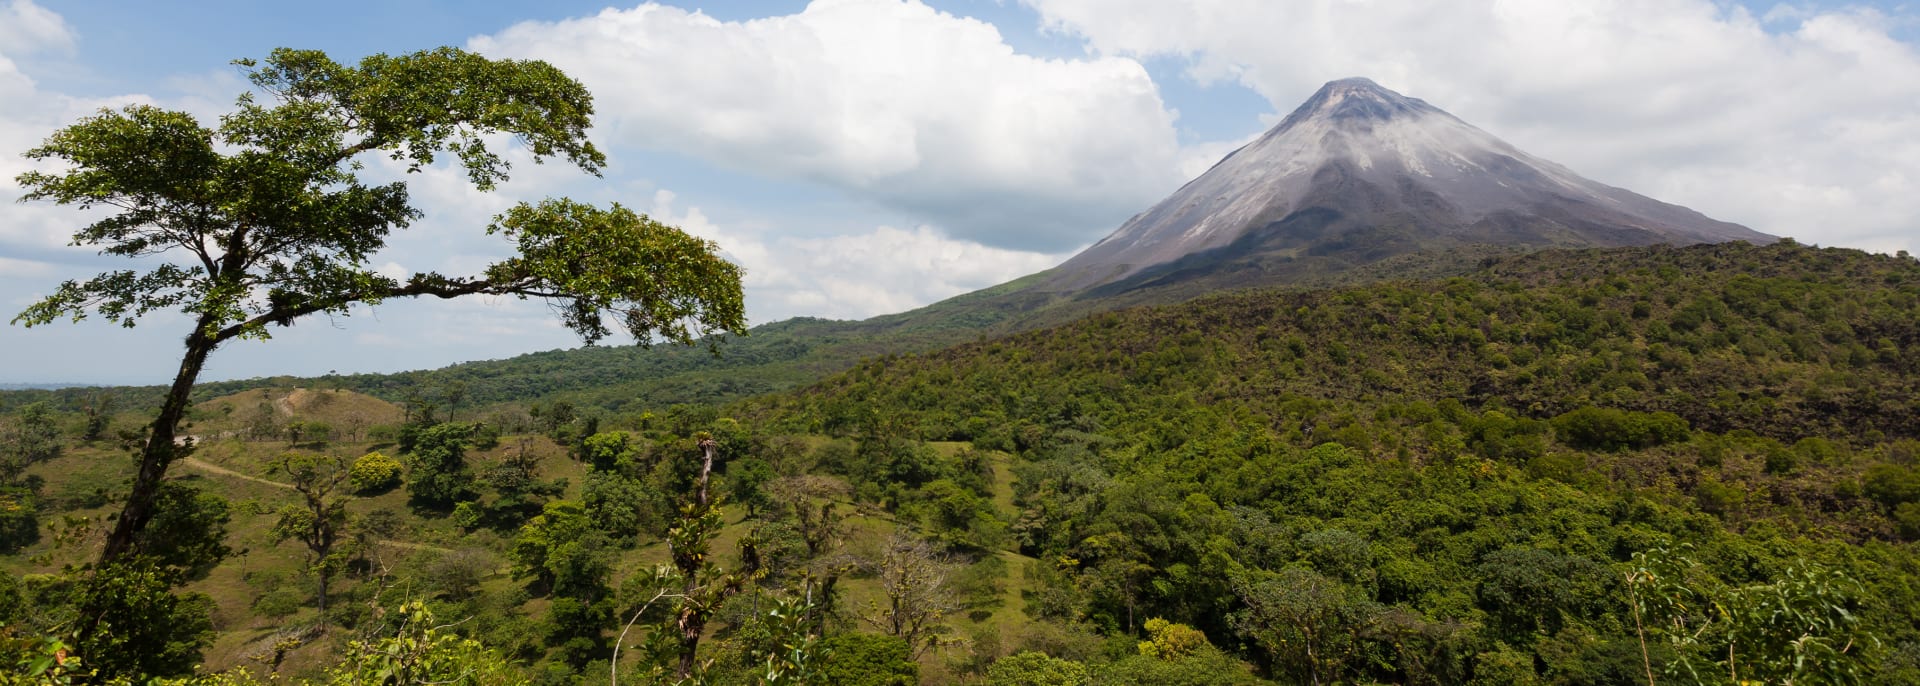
[673,438,719,679]
[815,574,840,634]
[101,321,218,562]
[317,564,329,615]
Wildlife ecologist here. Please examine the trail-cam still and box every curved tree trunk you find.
[101,320,218,562]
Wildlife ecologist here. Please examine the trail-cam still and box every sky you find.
[1,0,1917,385]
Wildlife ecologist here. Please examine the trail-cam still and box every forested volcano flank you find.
[1045,77,1774,295]
[748,241,1920,683]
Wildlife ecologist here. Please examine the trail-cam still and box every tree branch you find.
[208,272,558,343]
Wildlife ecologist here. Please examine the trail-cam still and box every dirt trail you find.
[176,456,451,554]
[375,539,452,553]
[179,456,293,490]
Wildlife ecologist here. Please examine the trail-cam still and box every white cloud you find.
[0,256,53,279]
[0,1,71,56]
[1024,0,1920,254]
[647,189,1067,322]
[470,0,1190,251]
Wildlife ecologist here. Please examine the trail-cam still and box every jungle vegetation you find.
[4,240,1919,685]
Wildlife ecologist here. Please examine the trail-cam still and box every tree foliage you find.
[269,452,353,614]
[741,242,1920,683]
[348,451,403,494]
[860,532,961,660]
[405,422,479,509]
[986,651,1090,686]
[133,482,234,580]
[9,45,745,566]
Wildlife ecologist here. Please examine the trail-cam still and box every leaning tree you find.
[11,47,746,563]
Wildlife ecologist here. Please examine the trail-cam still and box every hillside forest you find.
[4,240,1920,685]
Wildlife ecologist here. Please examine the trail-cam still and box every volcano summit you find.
[1048,78,1773,293]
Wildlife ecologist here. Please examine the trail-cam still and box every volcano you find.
[1047,78,1773,293]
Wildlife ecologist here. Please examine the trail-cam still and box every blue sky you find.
[2,0,1918,385]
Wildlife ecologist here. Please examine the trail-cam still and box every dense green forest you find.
[0,245,1521,419]
[745,240,1920,683]
[4,241,1919,685]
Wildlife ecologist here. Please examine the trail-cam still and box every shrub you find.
[1551,406,1689,452]
[1895,502,1920,540]
[817,633,917,686]
[451,501,483,530]
[988,651,1089,686]
[251,587,304,619]
[1864,464,1920,508]
[1137,618,1210,660]
[349,451,403,494]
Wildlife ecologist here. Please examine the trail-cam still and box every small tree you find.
[860,532,961,660]
[80,392,114,442]
[1137,618,1211,661]
[1,402,61,466]
[243,402,283,442]
[405,423,479,509]
[0,402,63,553]
[484,438,563,526]
[625,436,765,681]
[283,419,331,447]
[269,453,352,615]
[9,46,746,567]
[1233,567,1377,686]
[512,500,614,666]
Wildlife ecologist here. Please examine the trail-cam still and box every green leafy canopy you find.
[11,46,745,347]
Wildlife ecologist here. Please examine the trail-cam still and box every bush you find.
[1864,464,1920,508]
[1136,618,1210,660]
[1098,649,1266,685]
[817,633,917,686]
[349,451,403,494]
[988,651,1090,686]
[1551,406,1689,452]
[451,501,483,530]
[1895,502,1920,540]
[251,587,304,619]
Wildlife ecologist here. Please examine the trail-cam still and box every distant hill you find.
[188,388,404,439]
[0,383,107,391]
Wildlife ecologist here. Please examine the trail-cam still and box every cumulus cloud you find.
[0,12,120,260]
[647,190,1066,322]
[470,0,1189,251]
[1024,0,1920,254]
[0,0,71,56]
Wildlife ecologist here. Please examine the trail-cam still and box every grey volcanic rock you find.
[1048,78,1772,291]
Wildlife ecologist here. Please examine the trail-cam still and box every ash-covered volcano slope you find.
[1047,77,1773,295]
